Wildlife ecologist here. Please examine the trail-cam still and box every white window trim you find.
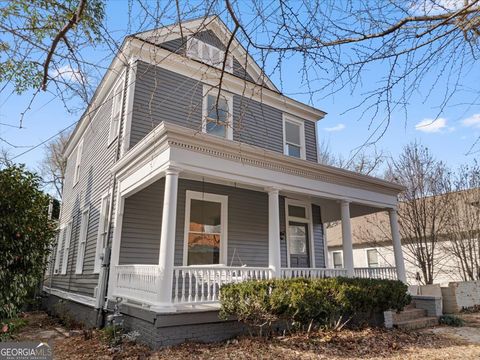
[108,73,126,146]
[186,37,233,73]
[94,192,111,273]
[283,114,306,160]
[75,206,90,274]
[365,247,380,268]
[182,190,228,266]
[284,198,315,268]
[202,86,234,140]
[54,224,66,274]
[332,250,344,269]
[73,138,84,186]
[61,221,73,275]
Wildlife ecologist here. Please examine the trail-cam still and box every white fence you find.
[172,266,271,304]
[112,265,398,308]
[354,267,397,280]
[281,267,348,279]
[112,265,162,305]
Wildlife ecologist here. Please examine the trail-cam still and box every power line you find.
[11,121,78,160]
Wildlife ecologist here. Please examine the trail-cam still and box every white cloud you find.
[324,123,346,132]
[411,0,460,14]
[415,118,448,133]
[462,113,480,128]
[52,65,82,83]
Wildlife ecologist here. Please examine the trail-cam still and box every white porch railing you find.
[354,267,397,280]
[172,266,271,304]
[112,265,398,308]
[281,267,348,279]
[112,265,162,305]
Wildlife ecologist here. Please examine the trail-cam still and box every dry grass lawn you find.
[11,312,480,359]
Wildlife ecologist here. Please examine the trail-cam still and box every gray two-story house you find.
[43,16,406,347]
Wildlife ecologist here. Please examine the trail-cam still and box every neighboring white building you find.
[326,191,480,285]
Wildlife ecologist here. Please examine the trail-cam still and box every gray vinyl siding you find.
[232,95,284,153]
[116,178,326,270]
[130,62,203,148]
[119,180,164,265]
[130,61,317,161]
[49,76,121,297]
[174,179,269,267]
[312,204,325,267]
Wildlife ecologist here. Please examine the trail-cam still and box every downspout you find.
[95,60,132,327]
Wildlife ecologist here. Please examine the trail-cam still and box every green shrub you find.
[439,315,465,327]
[219,277,410,334]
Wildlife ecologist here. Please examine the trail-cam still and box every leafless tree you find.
[386,141,453,284]
[318,141,386,176]
[2,0,480,158]
[39,131,71,199]
[443,162,480,281]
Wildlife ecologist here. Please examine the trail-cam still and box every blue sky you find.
[1,1,479,174]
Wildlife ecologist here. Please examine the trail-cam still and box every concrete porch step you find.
[392,308,428,323]
[394,316,439,330]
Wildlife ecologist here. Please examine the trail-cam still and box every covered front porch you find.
[107,122,405,311]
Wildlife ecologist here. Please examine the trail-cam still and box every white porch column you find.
[157,167,180,307]
[267,188,281,278]
[389,208,407,283]
[340,200,354,277]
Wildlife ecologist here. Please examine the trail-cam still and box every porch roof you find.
[111,121,404,212]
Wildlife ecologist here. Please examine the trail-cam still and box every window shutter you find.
[108,79,124,144]
[61,221,73,275]
[54,228,64,274]
[75,208,90,274]
[94,194,110,273]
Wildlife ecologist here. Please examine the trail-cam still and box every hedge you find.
[219,277,410,333]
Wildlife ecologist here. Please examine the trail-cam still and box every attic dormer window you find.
[187,37,233,73]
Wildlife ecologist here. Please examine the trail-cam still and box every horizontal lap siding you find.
[49,83,118,297]
[130,62,203,148]
[130,62,317,161]
[233,96,284,152]
[119,180,164,265]
[312,204,326,267]
[175,179,269,267]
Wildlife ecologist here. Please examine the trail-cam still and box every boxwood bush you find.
[219,277,410,334]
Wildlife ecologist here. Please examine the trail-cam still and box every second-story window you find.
[73,138,83,186]
[202,89,233,140]
[283,116,305,159]
[108,77,124,145]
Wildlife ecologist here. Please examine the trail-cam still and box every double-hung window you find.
[75,206,90,274]
[61,221,73,275]
[183,191,228,266]
[366,249,379,268]
[332,251,343,269]
[187,37,233,73]
[202,89,233,140]
[108,77,125,145]
[283,116,305,159]
[73,138,83,186]
[94,193,111,273]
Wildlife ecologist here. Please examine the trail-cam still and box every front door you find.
[288,222,310,268]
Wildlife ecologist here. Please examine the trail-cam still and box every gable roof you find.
[64,15,326,158]
[132,16,280,92]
